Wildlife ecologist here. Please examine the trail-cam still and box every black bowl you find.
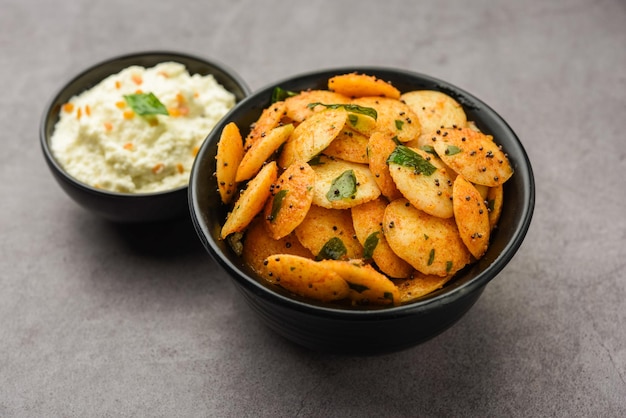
[40,51,251,223]
[189,67,535,354]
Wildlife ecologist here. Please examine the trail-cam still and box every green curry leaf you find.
[269,189,288,222]
[316,237,347,261]
[306,102,377,121]
[271,86,298,103]
[387,145,437,176]
[326,170,357,201]
[445,145,462,156]
[427,248,435,266]
[363,231,380,260]
[123,92,169,116]
[346,281,370,293]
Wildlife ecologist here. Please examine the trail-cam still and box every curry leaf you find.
[326,170,357,201]
[307,102,377,120]
[387,145,437,176]
[123,92,169,116]
[271,86,298,103]
[363,231,380,259]
[445,145,462,156]
[269,189,288,222]
[346,281,370,293]
[316,237,347,261]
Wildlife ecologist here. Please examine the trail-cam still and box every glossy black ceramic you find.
[189,68,535,354]
[40,51,251,223]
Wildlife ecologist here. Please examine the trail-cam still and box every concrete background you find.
[1,0,625,416]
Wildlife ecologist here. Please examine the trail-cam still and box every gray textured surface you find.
[2,0,625,416]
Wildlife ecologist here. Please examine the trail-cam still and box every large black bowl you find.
[40,51,250,223]
[189,67,535,354]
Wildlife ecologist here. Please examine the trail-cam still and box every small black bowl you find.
[40,51,250,223]
[189,67,535,354]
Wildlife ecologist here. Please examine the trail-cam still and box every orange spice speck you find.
[193,91,199,98]
[123,142,134,150]
[63,103,74,113]
[157,71,169,78]
[115,101,126,109]
[168,107,181,117]
[176,163,184,174]
[192,146,200,156]
[84,105,91,116]
[131,74,143,85]
[76,107,82,120]
[103,122,113,131]
[176,92,185,104]
[123,109,135,119]
[152,163,165,174]
[178,106,189,116]
[115,80,122,89]
[135,89,143,94]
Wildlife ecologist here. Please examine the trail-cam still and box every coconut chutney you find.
[50,61,236,193]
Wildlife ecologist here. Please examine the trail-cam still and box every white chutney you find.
[50,62,236,193]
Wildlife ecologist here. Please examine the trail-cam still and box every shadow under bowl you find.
[40,50,251,223]
[189,67,535,354]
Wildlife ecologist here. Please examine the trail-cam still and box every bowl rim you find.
[189,65,535,318]
[40,49,251,199]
